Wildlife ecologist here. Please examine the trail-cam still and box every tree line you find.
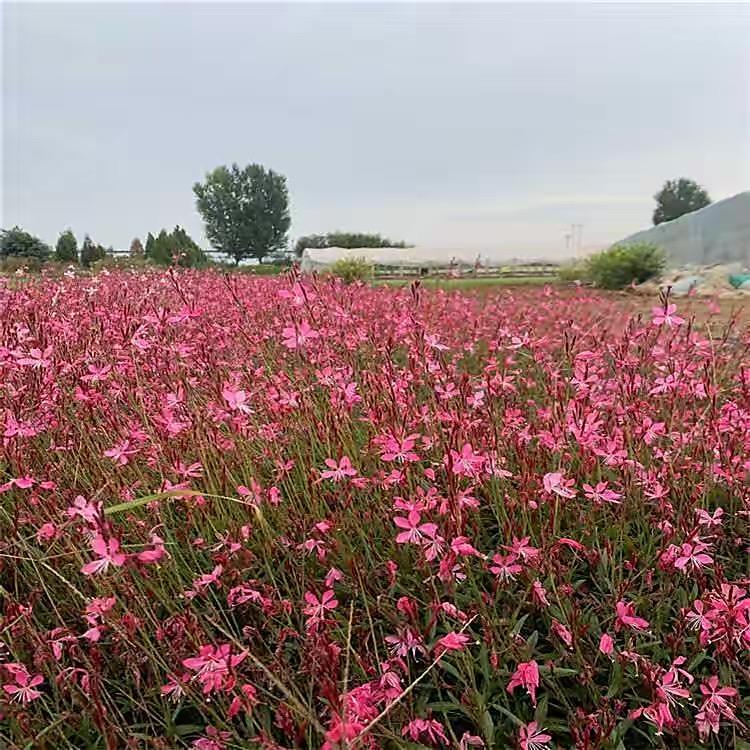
[1,170,712,268]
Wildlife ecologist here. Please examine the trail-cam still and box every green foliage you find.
[129,237,145,258]
[329,256,373,283]
[144,226,206,268]
[79,235,107,268]
[293,233,328,257]
[55,229,78,263]
[0,226,51,260]
[194,163,290,264]
[584,243,665,290]
[327,232,406,249]
[653,178,711,225]
[294,232,407,257]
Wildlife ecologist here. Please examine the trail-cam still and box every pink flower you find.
[674,540,713,572]
[652,303,685,328]
[599,632,614,656]
[582,481,622,505]
[505,536,539,562]
[303,589,338,625]
[402,718,448,745]
[519,721,552,750]
[103,439,137,465]
[459,733,485,749]
[551,619,573,648]
[543,471,576,498]
[532,579,550,607]
[80,535,127,576]
[222,384,252,414]
[449,443,485,477]
[36,522,58,543]
[192,726,232,750]
[393,510,438,546]
[3,669,44,704]
[281,320,319,349]
[320,456,357,482]
[136,533,168,564]
[182,644,247,695]
[489,553,523,581]
[507,660,540,705]
[615,600,649,632]
[434,631,471,655]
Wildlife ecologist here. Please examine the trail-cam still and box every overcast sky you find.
[2,2,749,258]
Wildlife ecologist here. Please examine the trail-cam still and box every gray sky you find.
[2,2,749,258]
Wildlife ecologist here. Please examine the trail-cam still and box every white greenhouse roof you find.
[300,246,555,271]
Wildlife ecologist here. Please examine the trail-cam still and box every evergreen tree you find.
[55,229,78,263]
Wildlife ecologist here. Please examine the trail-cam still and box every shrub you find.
[557,261,589,284]
[584,242,665,290]
[0,226,51,260]
[0,254,45,274]
[329,255,373,283]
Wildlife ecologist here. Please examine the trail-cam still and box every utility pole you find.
[572,224,584,258]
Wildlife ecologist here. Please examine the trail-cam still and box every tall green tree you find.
[653,178,711,225]
[55,229,78,263]
[0,227,51,260]
[80,235,107,267]
[193,163,290,264]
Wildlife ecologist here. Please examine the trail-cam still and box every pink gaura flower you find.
[401,717,448,745]
[507,660,540,705]
[599,632,614,656]
[543,471,576,499]
[281,320,319,349]
[103,439,137,465]
[674,539,713,572]
[518,721,552,750]
[434,631,471,655]
[182,644,247,695]
[3,668,44,704]
[489,552,523,582]
[652,303,685,328]
[583,481,621,505]
[80,535,127,576]
[320,456,357,482]
[303,589,338,625]
[393,510,438,546]
[615,600,649,632]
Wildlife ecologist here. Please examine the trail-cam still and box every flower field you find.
[1,270,748,749]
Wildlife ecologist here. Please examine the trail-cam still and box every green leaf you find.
[534,694,549,724]
[490,703,525,728]
[104,489,202,516]
[606,662,623,698]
